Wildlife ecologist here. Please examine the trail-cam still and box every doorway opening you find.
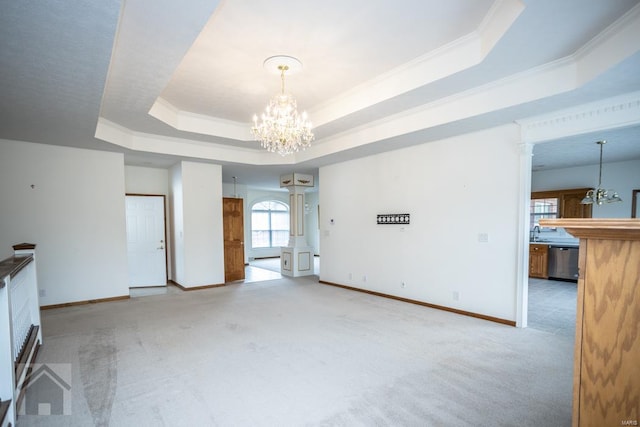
[525,144,577,336]
[246,256,320,283]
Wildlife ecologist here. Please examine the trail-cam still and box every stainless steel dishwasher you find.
[548,246,579,281]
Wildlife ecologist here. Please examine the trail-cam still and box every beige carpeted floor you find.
[20,275,573,426]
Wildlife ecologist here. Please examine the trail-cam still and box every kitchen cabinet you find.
[531,188,592,219]
[528,243,548,278]
[560,190,592,219]
[540,219,640,427]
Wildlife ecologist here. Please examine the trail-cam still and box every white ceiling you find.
[1,0,639,190]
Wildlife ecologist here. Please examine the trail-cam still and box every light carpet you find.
[19,276,573,426]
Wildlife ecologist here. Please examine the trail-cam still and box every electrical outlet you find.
[348,272,352,280]
[453,291,460,301]
[39,289,46,298]
[362,275,367,282]
[478,233,489,243]
[401,282,406,288]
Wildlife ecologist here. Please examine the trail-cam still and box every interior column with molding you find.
[280,173,314,277]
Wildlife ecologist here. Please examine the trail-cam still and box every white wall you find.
[170,164,185,283]
[125,165,169,195]
[0,139,129,305]
[532,158,640,218]
[319,125,523,322]
[170,161,224,287]
[305,191,320,255]
[222,182,247,200]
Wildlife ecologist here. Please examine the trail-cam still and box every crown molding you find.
[151,0,524,138]
[574,2,640,85]
[94,118,295,165]
[148,97,253,141]
[309,0,524,128]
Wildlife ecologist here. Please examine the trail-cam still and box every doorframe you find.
[125,193,169,285]
[516,143,533,328]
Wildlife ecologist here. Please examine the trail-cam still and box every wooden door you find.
[223,197,245,282]
[126,195,167,287]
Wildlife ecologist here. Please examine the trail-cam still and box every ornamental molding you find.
[517,91,640,143]
[280,173,314,188]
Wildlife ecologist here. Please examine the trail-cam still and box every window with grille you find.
[251,201,290,248]
[530,197,558,226]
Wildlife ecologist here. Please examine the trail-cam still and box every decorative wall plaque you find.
[280,173,314,187]
[377,214,410,225]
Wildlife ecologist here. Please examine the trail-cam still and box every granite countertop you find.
[0,255,34,285]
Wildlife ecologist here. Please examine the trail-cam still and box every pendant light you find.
[581,140,622,205]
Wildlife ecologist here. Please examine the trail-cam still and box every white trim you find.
[149,97,254,141]
[95,118,297,165]
[309,0,524,128]
[516,142,533,328]
[517,91,640,143]
[146,0,525,136]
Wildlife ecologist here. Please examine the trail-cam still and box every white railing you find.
[0,244,42,427]
[10,265,31,360]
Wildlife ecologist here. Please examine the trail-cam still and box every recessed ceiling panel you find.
[159,0,495,122]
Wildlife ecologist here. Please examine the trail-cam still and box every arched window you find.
[251,200,289,248]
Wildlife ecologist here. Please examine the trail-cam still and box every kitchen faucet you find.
[530,224,541,241]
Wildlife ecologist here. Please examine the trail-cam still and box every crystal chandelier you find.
[581,140,622,205]
[251,56,314,156]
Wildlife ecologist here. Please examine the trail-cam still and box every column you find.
[280,173,314,277]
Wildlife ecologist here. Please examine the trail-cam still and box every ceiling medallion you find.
[251,56,314,156]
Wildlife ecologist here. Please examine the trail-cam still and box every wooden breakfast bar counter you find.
[539,219,640,427]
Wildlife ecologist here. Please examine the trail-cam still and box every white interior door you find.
[126,195,167,287]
